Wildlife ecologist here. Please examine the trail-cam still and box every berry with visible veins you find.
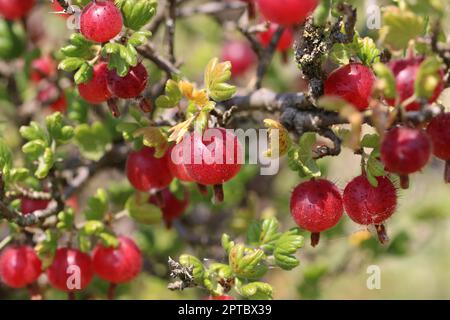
[0,0,35,20]
[184,128,242,186]
[107,63,148,99]
[92,236,142,284]
[149,188,189,228]
[426,113,450,182]
[381,127,432,189]
[387,57,444,111]
[126,147,173,192]
[78,62,112,104]
[290,179,344,247]
[258,24,294,52]
[80,0,123,43]
[0,246,42,289]
[256,0,318,26]
[343,175,397,244]
[21,197,50,215]
[324,63,376,111]
[30,56,56,83]
[46,248,94,292]
[168,144,195,182]
[221,41,256,76]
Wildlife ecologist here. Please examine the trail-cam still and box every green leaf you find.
[229,244,268,279]
[128,30,152,47]
[78,230,92,253]
[35,230,59,268]
[155,79,182,109]
[204,58,236,102]
[74,62,93,84]
[356,36,380,65]
[46,112,74,144]
[0,20,26,60]
[415,56,443,99]
[288,133,321,179]
[83,220,105,235]
[361,133,380,149]
[84,188,109,221]
[98,232,119,248]
[273,228,304,270]
[208,263,233,279]
[125,193,162,225]
[221,233,234,254]
[58,57,85,72]
[179,254,205,283]
[22,140,47,159]
[74,122,112,161]
[115,0,158,31]
[237,281,273,300]
[35,147,55,179]
[20,122,48,142]
[60,33,96,60]
[57,209,75,230]
[379,7,424,51]
[10,168,30,183]
[373,62,397,100]
[246,218,281,252]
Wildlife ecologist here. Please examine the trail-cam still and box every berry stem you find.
[445,160,450,184]
[213,184,224,203]
[196,183,209,196]
[247,1,256,19]
[107,283,117,300]
[310,232,320,247]
[375,224,389,245]
[153,190,166,208]
[107,98,120,117]
[139,97,153,113]
[399,174,410,189]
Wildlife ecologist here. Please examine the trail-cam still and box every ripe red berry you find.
[221,41,256,76]
[78,62,112,104]
[290,179,344,246]
[92,236,142,284]
[37,84,67,113]
[256,0,318,26]
[258,24,294,52]
[79,0,123,43]
[149,188,189,228]
[126,147,173,192]
[324,63,375,111]
[0,0,35,20]
[46,248,94,292]
[21,197,50,215]
[0,246,42,288]
[380,127,432,189]
[207,295,234,300]
[426,113,450,183]
[30,56,56,83]
[387,57,444,111]
[184,128,242,186]
[107,63,148,99]
[168,144,195,182]
[343,175,397,226]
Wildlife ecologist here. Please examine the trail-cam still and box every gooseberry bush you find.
[0,0,449,301]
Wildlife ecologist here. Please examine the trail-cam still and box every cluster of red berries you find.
[290,175,397,246]
[0,236,142,293]
[126,128,242,220]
